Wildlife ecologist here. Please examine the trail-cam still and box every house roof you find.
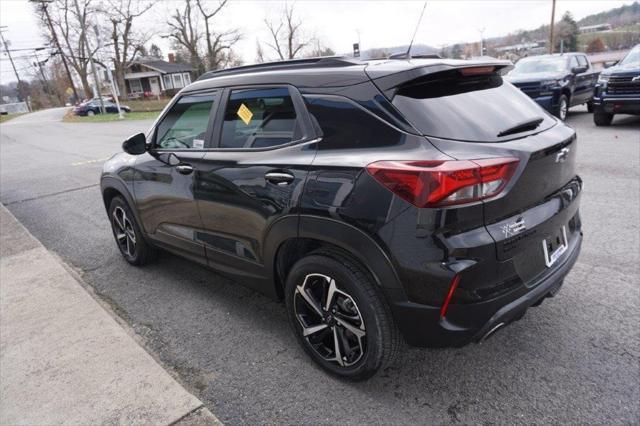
[132,59,194,74]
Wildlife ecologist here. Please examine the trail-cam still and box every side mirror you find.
[571,66,588,74]
[122,132,147,155]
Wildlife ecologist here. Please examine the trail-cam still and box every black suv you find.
[101,57,583,380]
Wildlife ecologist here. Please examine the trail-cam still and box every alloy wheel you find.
[294,273,366,367]
[112,206,136,258]
[559,98,568,120]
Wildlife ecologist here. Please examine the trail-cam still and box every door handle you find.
[176,163,194,175]
[265,171,295,186]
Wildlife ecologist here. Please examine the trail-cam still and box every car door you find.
[133,91,220,265]
[194,86,318,295]
[571,55,590,105]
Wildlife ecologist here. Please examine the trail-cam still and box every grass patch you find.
[63,109,159,123]
[124,98,170,112]
[0,113,26,123]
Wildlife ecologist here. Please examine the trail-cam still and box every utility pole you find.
[33,49,55,106]
[93,25,123,119]
[30,0,80,104]
[0,26,25,103]
[478,27,486,57]
[71,0,105,113]
[549,0,557,54]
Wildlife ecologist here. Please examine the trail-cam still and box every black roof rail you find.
[196,56,363,81]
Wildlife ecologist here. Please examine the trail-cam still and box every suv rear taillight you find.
[366,158,519,208]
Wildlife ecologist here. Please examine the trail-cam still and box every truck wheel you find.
[586,101,594,113]
[284,251,401,380]
[554,94,569,121]
[594,111,613,126]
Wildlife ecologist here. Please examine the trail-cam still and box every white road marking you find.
[71,158,110,166]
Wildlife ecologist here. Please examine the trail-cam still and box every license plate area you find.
[542,225,568,268]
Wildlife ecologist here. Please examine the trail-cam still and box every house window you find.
[129,78,143,93]
[172,74,184,89]
[183,73,191,85]
[163,74,173,90]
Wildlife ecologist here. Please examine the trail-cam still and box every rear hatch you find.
[376,63,582,285]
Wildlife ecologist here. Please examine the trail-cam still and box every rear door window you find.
[391,70,556,142]
[219,87,302,149]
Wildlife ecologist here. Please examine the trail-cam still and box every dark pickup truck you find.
[506,53,599,120]
[592,44,640,126]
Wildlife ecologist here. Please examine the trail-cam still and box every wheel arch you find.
[267,215,405,300]
[101,177,147,234]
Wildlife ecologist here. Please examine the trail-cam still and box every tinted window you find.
[220,87,300,149]
[155,93,216,149]
[304,95,403,150]
[392,70,556,142]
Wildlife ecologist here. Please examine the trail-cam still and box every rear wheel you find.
[108,196,157,265]
[285,252,401,380]
[594,110,613,126]
[86,110,95,117]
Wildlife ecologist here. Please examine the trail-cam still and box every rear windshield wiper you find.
[497,117,544,138]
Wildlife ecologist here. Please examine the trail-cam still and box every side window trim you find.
[209,84,316,151]
[150,89,221,152]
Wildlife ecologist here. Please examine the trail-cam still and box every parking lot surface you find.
[1,107,638,424]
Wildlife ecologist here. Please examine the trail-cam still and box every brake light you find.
[460,66,495,76]
[366,157,519,207]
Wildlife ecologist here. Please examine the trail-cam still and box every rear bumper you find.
[388,231,582,348]
[593,96,640,115]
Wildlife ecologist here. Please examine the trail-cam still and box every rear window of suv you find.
[391,69,556,142]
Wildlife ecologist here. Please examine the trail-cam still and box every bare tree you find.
[102,0,153,97]
[167,0,204,74]
[38,0,98,98]
[255,39,266,63]
[264,3,309,60]
[195,0,240,70]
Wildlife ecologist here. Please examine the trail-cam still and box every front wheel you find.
[285,251,401,380]
[108,196,157,265]
[594,110,613,126]
[554,94,569,121]
[86,110,95,117]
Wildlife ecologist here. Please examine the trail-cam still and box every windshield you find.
[392,70,556,142]
[510,56,568,75]
[619,45,639,67]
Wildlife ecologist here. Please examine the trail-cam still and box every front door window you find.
[155,93,216,150]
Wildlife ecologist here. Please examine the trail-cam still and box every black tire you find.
[594,110,613,126]
[284,251,401,380]
[108,196,157,265]
[554,94,569,121]
[586,101,594,113]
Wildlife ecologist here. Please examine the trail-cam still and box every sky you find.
[1,0,637,84]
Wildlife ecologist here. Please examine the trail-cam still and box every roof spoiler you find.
[197,56,363,81]
[368,60,513,99]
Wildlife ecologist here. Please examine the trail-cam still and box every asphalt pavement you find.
[1,106,638,424]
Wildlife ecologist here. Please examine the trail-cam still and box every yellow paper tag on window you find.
[237,103,253,125]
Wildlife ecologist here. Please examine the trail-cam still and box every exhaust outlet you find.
[481,322,506,342]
